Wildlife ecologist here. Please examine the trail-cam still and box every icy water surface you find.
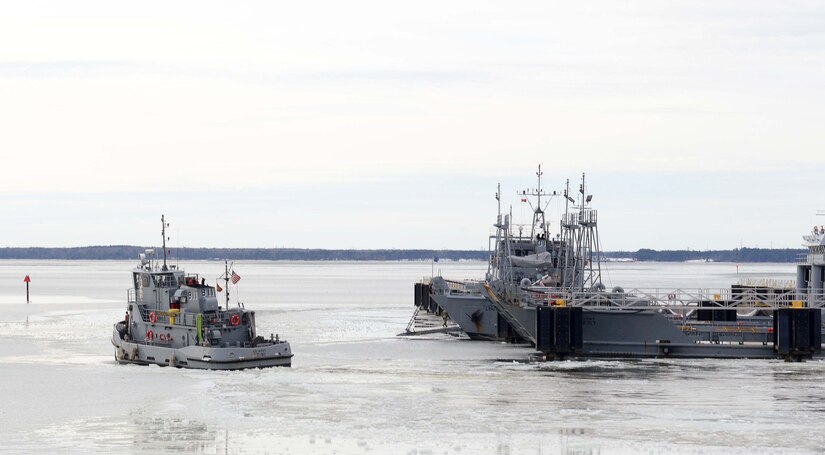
[0,260,822,454]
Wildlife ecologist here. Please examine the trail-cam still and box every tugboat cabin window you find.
[134,273,151,288]
[152,273,177,288]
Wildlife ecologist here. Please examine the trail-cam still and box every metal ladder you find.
[483,284,536,345]
[405,305,422,333]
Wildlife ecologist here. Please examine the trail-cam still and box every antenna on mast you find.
[161,215,169,271]
[224,260,231,308]
[496,183,501,224]
[518,164,559,239]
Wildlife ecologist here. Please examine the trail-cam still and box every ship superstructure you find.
[418,165,572,341]
[797,217,825,302]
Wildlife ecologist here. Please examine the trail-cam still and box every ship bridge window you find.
[152,273,178,288]
[134,274,150,288]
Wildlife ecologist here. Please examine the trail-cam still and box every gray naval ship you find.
[486,215,825,360]
[415,169,825,360]
[111,216,292,369]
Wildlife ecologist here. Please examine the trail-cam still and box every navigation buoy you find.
[23,275,30,303]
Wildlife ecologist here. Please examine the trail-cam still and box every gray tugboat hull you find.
[112,326,292,370]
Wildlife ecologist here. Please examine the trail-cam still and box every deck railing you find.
[136,306,240,327]
[798,253,825,264]
[517,287,825,311]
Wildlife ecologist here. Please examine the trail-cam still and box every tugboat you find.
[111,216,292,369]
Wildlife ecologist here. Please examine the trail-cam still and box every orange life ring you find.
[149,312,157,323]
[230,314,241,327]
[146,330,154,341]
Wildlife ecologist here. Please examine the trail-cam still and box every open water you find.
[0,260,822,454]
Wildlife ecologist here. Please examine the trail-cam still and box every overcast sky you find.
[1,1,823,250]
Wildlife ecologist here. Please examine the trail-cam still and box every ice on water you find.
[1,260,822,454]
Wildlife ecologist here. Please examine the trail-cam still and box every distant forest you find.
[603,248,805,263]
[0,246,808,263]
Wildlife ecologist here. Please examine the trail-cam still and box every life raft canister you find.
[230,314,241,327]
[146,330,154,341]
[149,311,157,323]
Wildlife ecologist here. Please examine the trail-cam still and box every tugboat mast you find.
[224,260,231,308]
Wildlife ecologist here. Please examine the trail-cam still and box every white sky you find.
[0,1,823,249]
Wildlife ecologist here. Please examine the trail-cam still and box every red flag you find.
[23,275,30,283]
[231,271,241,284]
[216,282,223,292]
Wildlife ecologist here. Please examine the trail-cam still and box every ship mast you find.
[489,183,503,279]
[496,183,501,218]
[519,164,557,240]
[161,215,169,271]
[561,179,575,287]
[577,172,602,290]
[224,260,231,308]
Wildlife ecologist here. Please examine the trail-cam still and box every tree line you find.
[604,247,805,263]
[0,246,488,261]
[0,246,807,262]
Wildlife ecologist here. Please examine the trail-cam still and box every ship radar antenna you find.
[519,164,559,239]
[563,179,573,211]
[160,215,170,271]
[496,183,501,216]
